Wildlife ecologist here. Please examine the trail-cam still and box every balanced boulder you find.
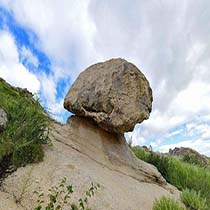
[64,58,153,133]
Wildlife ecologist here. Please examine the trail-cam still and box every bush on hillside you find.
[0,79,50,170]
[132,148,171,180]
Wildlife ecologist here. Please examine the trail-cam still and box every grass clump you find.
[0,79,50,169]
[153,191,208,210]
[181,189,208,210]
[152,196,185,210]
[34,177,100,210]
[132,148,171,180]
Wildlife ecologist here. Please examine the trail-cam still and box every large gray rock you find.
[0,107,7,132]
[64,58,153,133]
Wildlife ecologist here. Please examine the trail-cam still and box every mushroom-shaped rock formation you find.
[0,79,180,210]
[64,58,153,133]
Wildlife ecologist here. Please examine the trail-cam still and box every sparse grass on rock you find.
[0,78,50,171]
[152,189,209,210]
[152,196,185,210]
[33,177,100,210]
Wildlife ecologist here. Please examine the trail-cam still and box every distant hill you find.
[168,147,210,168]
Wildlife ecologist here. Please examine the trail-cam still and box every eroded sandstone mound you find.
[0,117,179,210]
[0,63,180,210]
[64,58,153,133]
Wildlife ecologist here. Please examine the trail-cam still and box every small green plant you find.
[152,196,185,210]
[34,177,100,210]
[181,189,208,210]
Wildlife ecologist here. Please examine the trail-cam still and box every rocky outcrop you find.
[0,63,180,210]
[133,145,153,152]
[0,117,179,210]
[169,147,210,167]
[64,58,153,133]
[0,107,7,132]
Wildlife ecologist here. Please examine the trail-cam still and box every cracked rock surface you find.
[64,58,153,133]
[0,117,179,210]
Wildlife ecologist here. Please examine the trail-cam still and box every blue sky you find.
[0,0,210,156]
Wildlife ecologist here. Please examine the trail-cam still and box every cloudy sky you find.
[0,0,210,156]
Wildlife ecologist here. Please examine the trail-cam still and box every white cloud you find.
[1,0,99,80]
[156,114,210,156]
[0,0,101,122]
[171,79,210,116]
[0,30,40,93]
[38,72,67,117]
[87,0,210,150]
[20,46,39,67]
[164,129,184,139]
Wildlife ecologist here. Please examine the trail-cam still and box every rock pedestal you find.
[0,60,180,210]
[0,117,179,210]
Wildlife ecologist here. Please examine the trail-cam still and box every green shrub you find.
[132,148,171,182]
[182,154,208,168]
[146,153,171,180]
[132,147,151,162]
[152,196,185,210]
[12,144,44,167]
[34,177,100,210]
[166,159,210,201]
[0,79,50,169]
[181,189,209,210]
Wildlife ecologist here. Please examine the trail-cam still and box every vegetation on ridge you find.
[132,146,210,209]
[181,153,210,169]
[0,78,50,172]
